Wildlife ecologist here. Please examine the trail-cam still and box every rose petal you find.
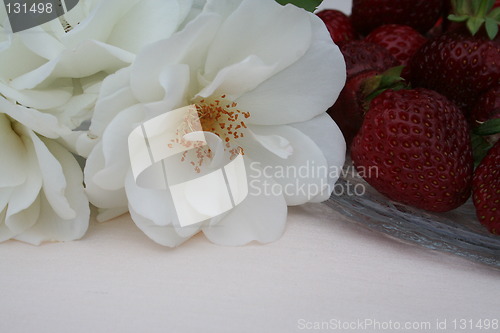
[93,105,143,190]
[158,64,191,107]
[126,171,197,246]
[4,127,42,235]
[58,0,141,48]
[28,131,76,220]
[129,206,195,247]
[5,196,41,236]
[247,130,293,160]
[11,40,133,90]
[89,67,137,138]
[242,124,329,206]
[0,114,27,187]
[130,13,220,103]
[203,0,311,82]
[95,207,129,223]
[202,159,287,246]
[0,80,73,110]
[0,35,47,81]
[289,113,346,202]
[235,15,345,125]
[0,207,16,243]
[85,141,128,211]
[14,139,89,245]
[19,27,65,60]
[0,97,70,138]
[196,55,277,100]
[55,90,98,130]
[57,130,98,159]
[0,188,12,213]
[5,127,42,223]
[107,0,190,54]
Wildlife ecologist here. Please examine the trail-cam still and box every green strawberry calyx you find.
[472,118,500,167]
[474,118,500,136]
[448,0,500,39]
[360,66,409,111]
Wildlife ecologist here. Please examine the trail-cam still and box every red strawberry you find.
[365,24,427,66]
[327,70,380,145]
[471,86,500,125]
[413,0,500,113]
[351,88,473,212]
[473,140,500,234]
[328,66,408,146]
[316,9,356,44]
[409,31,500,113]
[351,0,444,35]
[339,40,398,80]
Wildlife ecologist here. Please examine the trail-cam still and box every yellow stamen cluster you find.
[195,94,249,143]
[172,95,249,173]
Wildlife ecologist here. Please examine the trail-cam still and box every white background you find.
[1,1,499,332]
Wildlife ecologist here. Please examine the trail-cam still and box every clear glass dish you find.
[324,161,500,269]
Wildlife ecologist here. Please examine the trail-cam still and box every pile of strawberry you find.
[317,0,500,234]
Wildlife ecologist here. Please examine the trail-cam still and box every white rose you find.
[0,98,89,244]
[85,0,346,246]
[0,0,195,135]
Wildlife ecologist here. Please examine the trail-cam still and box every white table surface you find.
[1,202,499,333]
[1,1,499,332]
